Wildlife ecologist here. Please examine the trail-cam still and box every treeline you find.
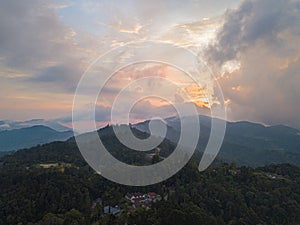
[0,131,299,224]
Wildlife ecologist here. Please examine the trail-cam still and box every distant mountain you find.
[2,116,300,167]
[0,119,71,132]
[0,151,13,158]
[68,124,176,166]
[134,115,300,167]
[0,125,74,152]
[1,124,175,167]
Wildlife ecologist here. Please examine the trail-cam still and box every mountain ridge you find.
[134,115,300,167]
[0,125,74,152]
[1,115,300,167]
[0,119,71,132]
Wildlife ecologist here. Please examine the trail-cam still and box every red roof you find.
[148,192,156,196]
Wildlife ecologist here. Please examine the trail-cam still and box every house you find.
[125,192,144,203]
[147,192,162,202]
[125,192,161,208]
[103,205,120,215]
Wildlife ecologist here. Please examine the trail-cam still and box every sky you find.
[0,0,300,130]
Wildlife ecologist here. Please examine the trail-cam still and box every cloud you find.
[28,61,82,93]
[0,0,96,95]
[0,0,73,70]
[207,0,300,129]
[129,100,210,122]
[207,0,300,65]
[68,0,238,47]
[60,98,210,131]
[6,0,300,131]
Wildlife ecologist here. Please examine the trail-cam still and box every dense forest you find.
[0,127,300,225]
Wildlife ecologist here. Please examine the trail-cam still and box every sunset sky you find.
[1,0,300,129]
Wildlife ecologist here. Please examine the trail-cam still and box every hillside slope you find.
[0,125,73,152]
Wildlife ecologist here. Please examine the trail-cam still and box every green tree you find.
[63,209,85,225]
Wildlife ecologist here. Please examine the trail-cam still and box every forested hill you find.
[0,125,73,152]
[134,116,300,167]
[0,126,300,225]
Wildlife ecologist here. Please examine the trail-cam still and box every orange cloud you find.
[184,83,210,108]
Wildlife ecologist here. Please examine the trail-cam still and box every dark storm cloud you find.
[207,0,300,65]
[206,0,300,129]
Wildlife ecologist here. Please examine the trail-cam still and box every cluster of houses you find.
[91,191,162,215]
[125,192,162,208]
